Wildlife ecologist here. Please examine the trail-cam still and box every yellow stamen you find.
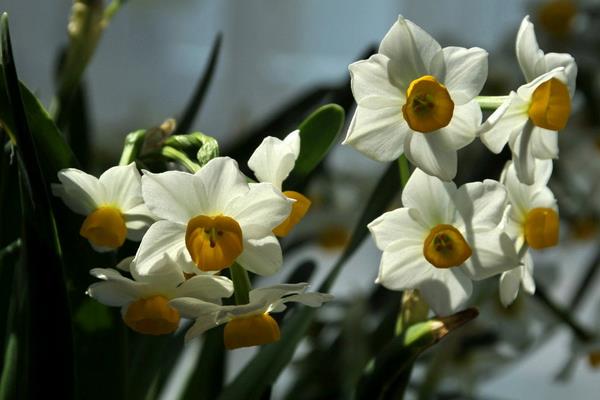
[524,208,559,249]
[528,78,571,130]
[80,206,127,249]
[273,191,311,237]
[423,224,472,268]
[223,313,281,350]
[185,215,243,271]
[402,75,454,133]
[123,295,180,335]
[588,350,600,368]
[538,0,576,36]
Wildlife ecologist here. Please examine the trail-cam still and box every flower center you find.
[79,206,127,249]
[402,75,454,133]
[272,191,311,237]
[185,214,243,271]
[528,78,571,130]
[123,295,180,335]
[423,224,472,268]
[223,313,281,350]
[523,207,559,249]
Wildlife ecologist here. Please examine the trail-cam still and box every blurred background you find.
[3,0,600,399]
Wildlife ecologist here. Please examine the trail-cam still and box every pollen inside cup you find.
[528,78,571,130]
[185,215,243,271]
[402,75,454,133]
[223,313,281,350]
[79,206,127,249]
[273,191,311,237]
[423,224,472,268]
[524,207,559,249]
[123,295,180,335]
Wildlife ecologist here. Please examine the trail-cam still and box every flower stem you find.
[475,95,511,111]
[160,146,200,173]
[534,282,595,342]
[397,155,411,188]
[230,263,251,305]
[118,129,146,166]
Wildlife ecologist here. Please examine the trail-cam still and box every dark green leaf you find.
[287,104,345,188]
[1,12,74,398]
[356,309,479,400]
[175,33,222,134]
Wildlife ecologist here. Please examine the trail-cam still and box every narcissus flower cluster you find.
[53,132,330,349]
[345,15,575,314]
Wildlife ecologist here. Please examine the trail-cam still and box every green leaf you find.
[181,326,227,400]
[1,12,74,397]
[287,104,345,187]
[175,33,222,134]
[355,309,479,400]
[218,161,401,400]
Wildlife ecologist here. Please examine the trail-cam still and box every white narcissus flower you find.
[480,15,577,184]
[343,15,487,181]
[170,283,333,348]
[134,157,292,277]
[52,163,155,251]
[368,169,519,316]
[498,159,558,306]
[248,130,311,237]
[87,256,233,335]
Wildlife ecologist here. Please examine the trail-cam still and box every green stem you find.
[118,129,146,166]
[103,0,125,24]
[160,146,200,173]
[230,263,251,305]
[397,155,410,188]
[475,95,511,111]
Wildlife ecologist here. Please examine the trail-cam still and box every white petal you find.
[133,220,186,276]
[250,283,310,306]
[419,268,472,316]
[521,252,536,295]
[248,136,297,189]
[225,183,292,239]
[236,235,282,276]
[278,292,334,311]
[54,168,104,215]
[376,239,432,290]
[142,170,202,223]
[87,268,143,307]
[516,15,544,82]
[379,15,442,88]
[348,54,405,107]
[437,100,481,150]
[543,52,577,96]
[401,168,457,226]
[479,93,528,154]
[530,185,558,210]
[454,180,507,231]
[442,46,488,104]
[403,132,458,181]
[169,297,223,319]
[368,207,428,251]
[499,267,523,307]
[98,163,143,211]
[509,122,536,185]
[283,130,301,159]
[461,230,519,280]
[174,275,234,302]
[197,157,249,213]
[530,127,558,159]
[130,253,185,290]
[115,256,134,272]
[123,203,156,241]
[343,105,407,162]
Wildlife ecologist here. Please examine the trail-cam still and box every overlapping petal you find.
[401,169,457,226]
[248,131,299,189]
[442,46,488,104]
